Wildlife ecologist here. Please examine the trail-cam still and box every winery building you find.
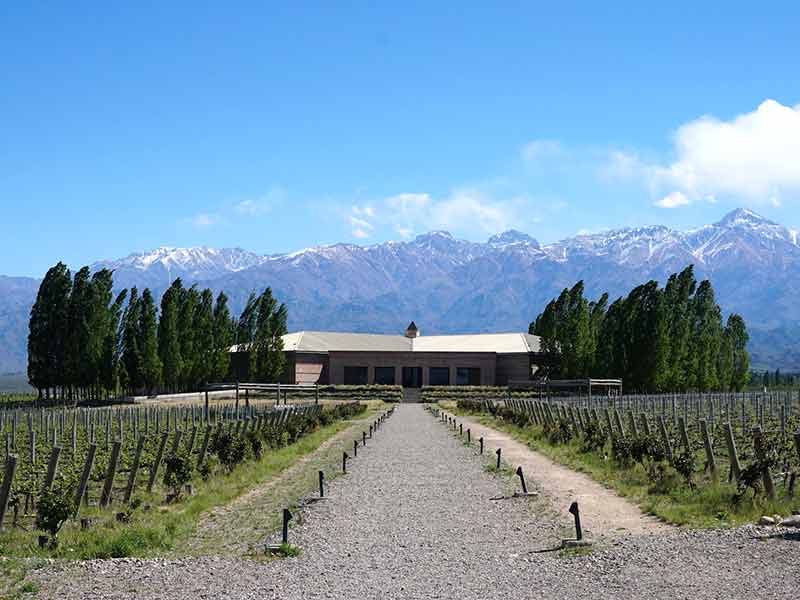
[232,322,548,387]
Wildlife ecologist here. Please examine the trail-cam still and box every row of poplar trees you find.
[27,262,287,401]
[530,265,750,392]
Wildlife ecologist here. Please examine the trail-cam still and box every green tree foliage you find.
[138,289,163,393]
[194,289,216,387]
[27,262,72,400]
[120,287,142,393]
[726,314,750,391]
[177,286,200,391]
[531,265,750,392]
[28,262,264,399]
[158,279,184,393]
[249,288,288,382]
[212,291,233,381]
[28,264,127,402]
[235,292,259,345]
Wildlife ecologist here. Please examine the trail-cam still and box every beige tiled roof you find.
[276,331,540,354]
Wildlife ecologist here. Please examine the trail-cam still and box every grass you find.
[0,406,384,560]
[446,405,799,528]
[273,542,301,557]
[0,558,42,599]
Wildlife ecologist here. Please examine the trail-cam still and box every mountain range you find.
[1,208,799,374]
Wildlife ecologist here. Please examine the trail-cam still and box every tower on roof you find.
[405,321,420,338]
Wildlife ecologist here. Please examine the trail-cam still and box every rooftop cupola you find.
[405,321,420,338]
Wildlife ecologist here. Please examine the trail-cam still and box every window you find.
[374,366,395,385]
[456,367,481,386]
[343,366,369,385]
[429,367,450,386]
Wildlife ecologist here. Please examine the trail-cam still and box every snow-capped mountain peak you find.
[488,230,540,248]
[715,207,771,228]
[93,246,267,287]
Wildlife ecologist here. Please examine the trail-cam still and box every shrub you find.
[611,435,633,467]
[646,461,678,494]
[247,431,263,459]
[545,419,573,445]
[36,479,74,541]
[671,449,697,488]
[211,431,249,472]
[163,448,194,494]
[580,419,607,453]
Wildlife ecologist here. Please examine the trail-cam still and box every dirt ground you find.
[450,411,669,538]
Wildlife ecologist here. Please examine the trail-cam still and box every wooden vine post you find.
[0,455,18,530]
[42,446,62,492]
[658,416,673,462]
[699,419,716,481]
[147,432,169,493]
[74,443,97,515]
[123,436,147,504]
[723,423,741,481]
[100,440,122,508]
[752,426,776,500]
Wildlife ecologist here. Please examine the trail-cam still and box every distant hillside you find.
[1,208,799,374]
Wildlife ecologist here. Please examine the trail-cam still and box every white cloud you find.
[234,188,285,216]
[352,204,376,218]
[348,215,374,238]
[640,99,800,207]
[522,139,564,162]
[186,212,219,227]
[351,189,527,240]
[235,198,272,216]
[654,191,690,209]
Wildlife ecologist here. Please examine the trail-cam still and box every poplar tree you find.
[178,286,199,391]
[250,288,288,382]
[66,267,94,399]
[532,264,748,393]
[195,288,215,385]
[692,280,723,391]
[27,262,72,400]
[87,269,115,399]
[158,279,184,392]
[236,292,259,345]
[138,288,162,393]
[121,287,142,393]
[212,291,234,381]
[727,314,750,390]
[100,289,128,396]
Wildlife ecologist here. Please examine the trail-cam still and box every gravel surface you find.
[31,405,800,599]
[450,412,667,537]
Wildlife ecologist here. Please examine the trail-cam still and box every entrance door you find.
[402,366,423,388]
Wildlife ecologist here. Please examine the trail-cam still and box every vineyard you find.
[455,390,800,523]
[0,398,368,555]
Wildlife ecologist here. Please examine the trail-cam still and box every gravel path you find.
[182,416,373,556]
[31,405,800,599]
[450,411,667,538]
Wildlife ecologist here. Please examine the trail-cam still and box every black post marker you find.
[282,508,293,544]
[459,423,463,436]
[343,451,348,474]
[369,425,373,439]
[515,466,528,494]
[496,447,502,470]
[569,502,583,541]
[479,437,484,454]
[467,429,471,443]
[362,431,367,446]
[354,440,358,457]
[319,470,325,498]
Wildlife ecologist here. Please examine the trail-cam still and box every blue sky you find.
[2,2,800,276]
